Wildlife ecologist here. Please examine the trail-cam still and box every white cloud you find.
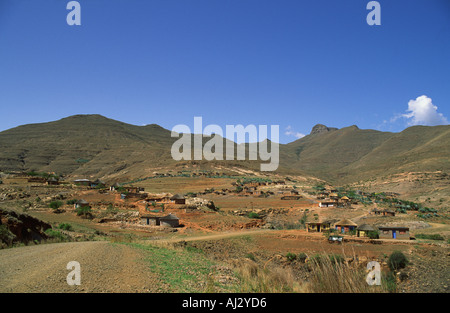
[285,126,305,139]
[402,95,448,126]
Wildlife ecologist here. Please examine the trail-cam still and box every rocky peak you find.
[310,124,338,136]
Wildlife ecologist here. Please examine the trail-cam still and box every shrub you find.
[49,201,63,210]
[58,223,73,231]
[66,199,78,205]
[285,252,297,262]
[297,253,307,263]
[299,212,308,226]
[45,229,67,241]
[0,225,16,245]
[367,230,379,239]
[248,212,260,219]
[76,206,92,218]
[388,251,408,271]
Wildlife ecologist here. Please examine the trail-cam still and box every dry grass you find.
[305,254,387,293]
[231,259,306,293]
[230,251,390,293]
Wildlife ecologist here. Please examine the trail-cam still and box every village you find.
[0,170,439,241]
[0,169,448,293]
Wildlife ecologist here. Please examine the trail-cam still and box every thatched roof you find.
[306,219,332,225]
[160,213,179,220]
[357,224,376,231]
[76,199,89,205]
[335,218,357,227]
[170,194,185,200]
[378,225,409,230]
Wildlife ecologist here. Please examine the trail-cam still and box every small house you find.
[124,186,142,193]
[74,199,90,209]
[74,179,92,187]
[383,210,396,217]
[319,200,336,208]
[140,214,161,226]
[372,208,396,217]
[334,219,357,233]
[170,194,186,204]
[306,220,332,233]
[159,213,180,228]
[357,224,377,237]
[378,226,410,240]
[46,177,59,185]
[329,193,339,200]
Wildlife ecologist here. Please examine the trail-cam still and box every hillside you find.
[282,124,450,183]
[281,125,394,181]
[0,115,289,180]
[0,115,448,184]
[0,115,178,179]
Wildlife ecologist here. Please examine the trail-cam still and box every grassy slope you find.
[0,114,177,178]
[0,114,448,186]
[281,125,450,184]
[342,125,450,182]
[281,126,394,181]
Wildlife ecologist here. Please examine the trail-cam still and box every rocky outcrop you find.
[0,208,51,245]
[185,197,217,211]
[310,124,338,136]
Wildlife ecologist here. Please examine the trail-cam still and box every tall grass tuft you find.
[232,259,305,292]
[306,254,387,293]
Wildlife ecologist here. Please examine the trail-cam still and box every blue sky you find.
[0,0,449,143]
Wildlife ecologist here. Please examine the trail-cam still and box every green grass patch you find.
[415,233,445,241]
[125,242,233,292]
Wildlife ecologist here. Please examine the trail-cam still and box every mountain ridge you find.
[0,114,448,184]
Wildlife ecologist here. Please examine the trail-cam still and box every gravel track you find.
[0,241,160,293]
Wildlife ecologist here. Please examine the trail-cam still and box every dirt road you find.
[0,241,160,293]
[157,228,273,244]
